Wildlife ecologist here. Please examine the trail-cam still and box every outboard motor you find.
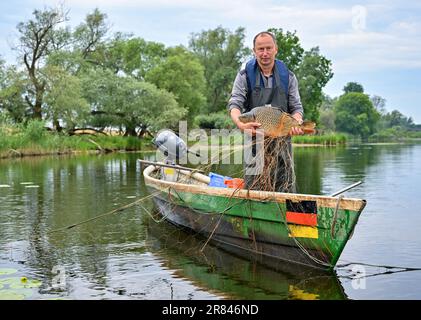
[153,130,190,182]
[153,130,188,163]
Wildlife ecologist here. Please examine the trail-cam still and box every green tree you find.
[370,95,388,131]
[46,50,88,76]
[319,94,336,132]
[265,29,333,122]
[98,32,132,74]
[295,47,333,121]
[268,28,304,72]
[81,69,185,135]
[0,56,5,79]
[86,33,168,78]
[335,92,380,140]
[73,8,110,62]
[45,9,110,76]
[0,61,29,122]
[15,6,70,120]
[383,110,414,129]
[145,50,206,125]
[343,82,364,94]
[123,38,167,80]
[370,95,387,115]
[43,65,90,132]
[189,26,250,113]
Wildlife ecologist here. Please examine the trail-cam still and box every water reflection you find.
[146,218,347,300]
[0,154,149,298]
[1,144,421,299]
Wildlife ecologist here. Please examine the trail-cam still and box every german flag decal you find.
[286,200,318,227]
[288,225,318,239]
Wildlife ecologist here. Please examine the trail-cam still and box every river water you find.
[1,143,420,300]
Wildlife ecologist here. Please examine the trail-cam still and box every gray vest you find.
[246,63,289,112]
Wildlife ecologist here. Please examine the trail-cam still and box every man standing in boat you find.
[228,31,304,193]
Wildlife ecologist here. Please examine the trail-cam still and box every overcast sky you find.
[1,0,421,123]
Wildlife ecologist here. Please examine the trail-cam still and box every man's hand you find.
[289,112,304,136]
[238,121,262,135]
[230,108,261,135]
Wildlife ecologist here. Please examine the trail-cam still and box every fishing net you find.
[244,134,296,193]
[237,106,315,193]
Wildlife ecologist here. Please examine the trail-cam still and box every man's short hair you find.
[253,31,277,48]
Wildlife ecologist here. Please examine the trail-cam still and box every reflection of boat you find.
[143,165,366,270]
[146,220,347,300]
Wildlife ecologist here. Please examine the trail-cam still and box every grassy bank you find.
[292,133,347,145]
[0,121,152,159]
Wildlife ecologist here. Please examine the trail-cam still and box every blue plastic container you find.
[208,172,231,188]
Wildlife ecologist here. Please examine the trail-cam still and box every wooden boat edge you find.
[143,165,367,212]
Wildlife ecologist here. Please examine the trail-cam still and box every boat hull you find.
[152,195,334,270]
[144,165,366,270]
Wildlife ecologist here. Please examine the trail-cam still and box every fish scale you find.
[238,106,316,137]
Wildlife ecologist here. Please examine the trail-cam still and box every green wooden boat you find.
[143,164,366,270]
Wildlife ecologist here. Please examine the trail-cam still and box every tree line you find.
[319,82,420,141]
[0,5,418,141]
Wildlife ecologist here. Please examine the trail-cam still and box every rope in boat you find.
[244,192,258,252]
[199,189,246,253]
[331,195,344,239]
[48,190,162,234]
[276,201,333,268]
[152,157,334,268]
[138,199,170,223]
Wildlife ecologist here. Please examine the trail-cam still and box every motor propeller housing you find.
[153,130,188,162]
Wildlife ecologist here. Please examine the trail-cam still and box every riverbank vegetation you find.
[0,118,147,158]
[1,5,420,159]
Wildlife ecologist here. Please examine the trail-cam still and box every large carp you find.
[238,106,316,137]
